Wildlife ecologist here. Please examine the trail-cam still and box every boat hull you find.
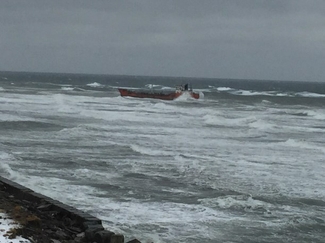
[118,88,199,100]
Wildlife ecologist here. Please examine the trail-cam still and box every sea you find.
[0,71,324,243]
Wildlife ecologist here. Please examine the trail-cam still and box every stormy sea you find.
[0,71,324,243]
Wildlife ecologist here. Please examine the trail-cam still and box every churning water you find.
[0,72,325,242]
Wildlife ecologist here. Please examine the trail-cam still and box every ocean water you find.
[0,71,325,243]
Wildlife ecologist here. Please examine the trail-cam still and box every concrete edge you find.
[0,176,128,243]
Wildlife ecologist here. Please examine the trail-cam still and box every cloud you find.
[0,0,325,81]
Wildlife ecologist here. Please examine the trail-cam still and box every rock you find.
[54,229,69,240]
[26,214,41,227]
[111,234,125,243]
[85,225,105,241]
[0,177,129,243]
[37,204,53,210]
[94,230,115,243]
[127,239,142,243]
[50,239,62,243]
[68,226,83,233]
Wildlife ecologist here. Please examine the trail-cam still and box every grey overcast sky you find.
[1,0,325,81]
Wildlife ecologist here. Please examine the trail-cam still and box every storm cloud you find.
[1,0,325,81]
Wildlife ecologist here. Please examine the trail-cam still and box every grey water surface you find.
[0,72,324,243]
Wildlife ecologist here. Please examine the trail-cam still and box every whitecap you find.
[87,82,103,87]
[296,91,325,98]
[199,195,274,213]
[305,110,325,120]
[130,144,175,156]
[203,114,257,127]
[61,87,75,91]
[276,138,325,153]
[145,84,162,89]
[217,87,233,91]
[249,119,275,130]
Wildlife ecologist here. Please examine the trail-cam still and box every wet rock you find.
[68,226,83,233]
[94,230,115,243]
[110,234,125,243]
[127,239,141,243]
[54,229,69,240]
[37,204,53,211]
[0,177,131,243]
[50,239,62,243]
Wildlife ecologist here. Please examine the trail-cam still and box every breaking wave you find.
[87,82,103,87]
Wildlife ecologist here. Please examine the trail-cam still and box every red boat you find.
[118,84,200,100]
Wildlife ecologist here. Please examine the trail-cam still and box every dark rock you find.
[85,225,105,241]
[68,226,83,233]
[94,230,115,243]
[111,234,125,243]
[50,239,62,243]
[54,229,69,240]
[83,220,104,230]
[37,204,53,210]
[63,217,72,226]
[127,239,142,243]
[0,176,130,243]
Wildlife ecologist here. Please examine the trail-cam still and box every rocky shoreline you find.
[0,176,142,243]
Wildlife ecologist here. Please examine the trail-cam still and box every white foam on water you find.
[86,82,103,87]
[50,93,82,114]
[96,199,228,243]
[227,89,294,97]
[78,104,199,126]
[151,102,171,111]
[0,164,224,243]
[61,86,75,91]
[198,91,205,99]
[0,113,36,122]
[130,144,175,156]
[79,109,145,122]
[285,125,325,133]
[242,90,272,96]
[2,93,53,104]
[275,92,292,96]
[145,84,163,89]
[248,119,275,130]
[262,99,272,104]
[0,153,22,179]
[296,91,325,98]
[193,88,211,92]
[5,174,97,211]
[59,84,73,87]
[274,138,325,154]
[305,109,325,120]
[229,90,262,96]
[174,92,197,101]
[0,87,4,91]
[2,82,325,243]
[147,101,209,118]
[57,126,84,135]
[174,152,217,163]
[217,87,233,91]
[200,195,273,212]
[285,214,325,230]
[203,114,257,127]
[161,86,174,90]
[70,168,119,182]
